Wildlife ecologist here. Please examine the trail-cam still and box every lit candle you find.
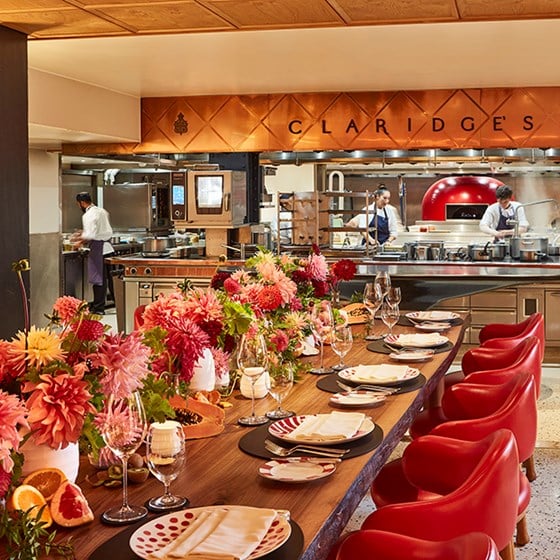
[149,420,183,456]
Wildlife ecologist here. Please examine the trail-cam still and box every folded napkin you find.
[288,411,365,441]
[414,311,453,321]
[346,364,410,382]
[149,507,277,560]
[395,333,445,346]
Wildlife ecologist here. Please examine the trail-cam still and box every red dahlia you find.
[257,285,283,311]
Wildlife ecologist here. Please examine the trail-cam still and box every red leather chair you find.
[133,304,147,330]
[430,371,537,546]
[330,530,500,560]
[365,430,520,560]
[411,337,541,440]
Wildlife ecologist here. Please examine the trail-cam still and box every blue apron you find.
[497,208,514,232]
[363,208,390,244]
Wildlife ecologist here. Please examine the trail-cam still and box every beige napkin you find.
[347,364,410,382]
[414,311,453,321]
[288,412,365,441]
[395,333,445,346]
[149,507,277,560]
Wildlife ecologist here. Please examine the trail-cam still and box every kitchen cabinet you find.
[544,287,560,342]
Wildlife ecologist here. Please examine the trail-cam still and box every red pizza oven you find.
[421,176,506,221]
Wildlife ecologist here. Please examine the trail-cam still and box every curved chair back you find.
[364,430,520,552]
[332,530,500,560]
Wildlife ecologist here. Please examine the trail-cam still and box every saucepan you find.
[519,248,546,262]
[468,243,492,261]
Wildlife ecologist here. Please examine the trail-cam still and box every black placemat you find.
[366,338,454,354]
[88,515,304,560]
[316,372,427,395]
[238,421,384,460]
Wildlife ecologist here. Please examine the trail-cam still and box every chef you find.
[72,192,114,315]
[479,185,529,240]
[347,185,398,246]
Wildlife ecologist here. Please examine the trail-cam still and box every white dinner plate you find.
[259,457,337,483]
[389,350,435,362]
[268,414,375,445]
[338,364,421,386]
[129,506,291,560]
[406,311,460,322]
[330,390,387,408]
[414,322,452,332]
[385,333,449,348]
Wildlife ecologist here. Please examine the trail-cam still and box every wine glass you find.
[266,363,295,419]
[331,324,353,371]
[381,300,400,336]
[237,332,269,426]
[100,391,148,525]
[363,282,384,341]
[146,421,188,512]
[386,286,402,307]
[309,300,334,375]
[374,270,392,298]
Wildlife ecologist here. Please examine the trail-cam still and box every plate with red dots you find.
[129,505,291,559]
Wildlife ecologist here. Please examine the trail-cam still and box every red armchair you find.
[331,530,500,560]
[411,337,541,440]
[365,430,520,560]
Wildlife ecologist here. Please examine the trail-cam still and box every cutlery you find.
[383,342,419,353]
[264,440,349,458]
[336,380,398,394]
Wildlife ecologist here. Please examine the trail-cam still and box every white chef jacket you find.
[479,201,528,236]
[347,203,399,242]
[81,205,114,254]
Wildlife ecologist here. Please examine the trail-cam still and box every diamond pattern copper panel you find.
[64,87,560,155]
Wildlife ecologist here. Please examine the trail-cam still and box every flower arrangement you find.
[0,293,153,500]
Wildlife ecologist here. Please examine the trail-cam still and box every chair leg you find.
[500,540,516,560]
[523,455,537,482]
[516,513,530,547]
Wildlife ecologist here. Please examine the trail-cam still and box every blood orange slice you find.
[8,484,53,527]
[22,468,67,502]
[50,481,94,527]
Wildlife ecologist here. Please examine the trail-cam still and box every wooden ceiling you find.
[3,0,560,40]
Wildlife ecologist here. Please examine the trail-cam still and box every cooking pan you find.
[468,243,492,261]
[520,249,546,262]
[143,236,171,253]
[510,237,548,259]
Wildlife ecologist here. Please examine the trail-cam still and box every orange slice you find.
[22,468,67,502]
[8,484,53,527]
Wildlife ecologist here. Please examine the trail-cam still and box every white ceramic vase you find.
[189,347,216,391]
[21,438,80,482]
[240,370,270,399]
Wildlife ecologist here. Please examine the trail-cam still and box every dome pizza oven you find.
[421,176,506,221]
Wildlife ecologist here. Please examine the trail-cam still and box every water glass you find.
[363,282,384,341]
[381,300,400,336]
[266,364,295,419]
[309,300,335,374]
[237,333,269,426]
[374,270,392,298]
[146,421,188,512]
[387,286,402,307]
[331,324,353,371]
[100,391,148,525]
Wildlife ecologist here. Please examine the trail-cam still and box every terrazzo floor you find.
[343,364,560,559]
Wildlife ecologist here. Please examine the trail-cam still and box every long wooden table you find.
[52,315,469,559]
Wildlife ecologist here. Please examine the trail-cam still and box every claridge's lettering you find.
[287,115,535,135]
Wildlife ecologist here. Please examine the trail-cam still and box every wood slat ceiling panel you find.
[0,0,560,39]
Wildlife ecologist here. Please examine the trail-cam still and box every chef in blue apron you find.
[73,192,114,315]
[480,185,529,240]
[347,186,398,247]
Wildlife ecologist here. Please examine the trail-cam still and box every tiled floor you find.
[343,364,560,558]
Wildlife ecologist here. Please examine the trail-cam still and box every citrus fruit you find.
[22,468,67,502]
[8,484,53,527]
[50,481,94,527]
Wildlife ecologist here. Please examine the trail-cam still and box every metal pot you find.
[520,248,546,262]
[446,248,468,261]
[142,236,170,253]
[548,244,560,256]
[510,236,548,259]
[468,243,492,261]
[489,242,508,261]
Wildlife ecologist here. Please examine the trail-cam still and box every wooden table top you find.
[50,315,469,560]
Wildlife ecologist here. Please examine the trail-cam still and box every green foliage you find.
[219,298,254,337]
[140,373,177,423]
[0,507,74,560]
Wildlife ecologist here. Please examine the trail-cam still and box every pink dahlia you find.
[0,340,13,385]
[141,292,188,331]
[184,288,223,325]
[93,332,151,398]
[270,330,289,353]
[0,390,28,472]
[223,277,242,295]
[52,295,84,324]
[0,467,10,499]
[306,253,329,282]
[23,373,94,449]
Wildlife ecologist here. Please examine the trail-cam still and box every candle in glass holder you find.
[149,421,183,455]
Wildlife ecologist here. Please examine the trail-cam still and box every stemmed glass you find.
[266,363,295,419]
[386,286,402,307]
[309,300,335,375]
[331,324,353,371]
[374,270,392,298]
[381,300,400,337]
[363,282,384,341]
[100,391,148,525]
[237,332,269,426]
[146,421,188,512]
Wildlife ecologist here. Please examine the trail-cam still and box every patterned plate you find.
[338,365,421,386]
[330,390,387,408]
[406,311,460,322]
[389,350,435,362]
[129,506,291,560]
[414,322,452,332]
[268,414,375,445]
[259,457,337,483]
[385,333,449,348]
